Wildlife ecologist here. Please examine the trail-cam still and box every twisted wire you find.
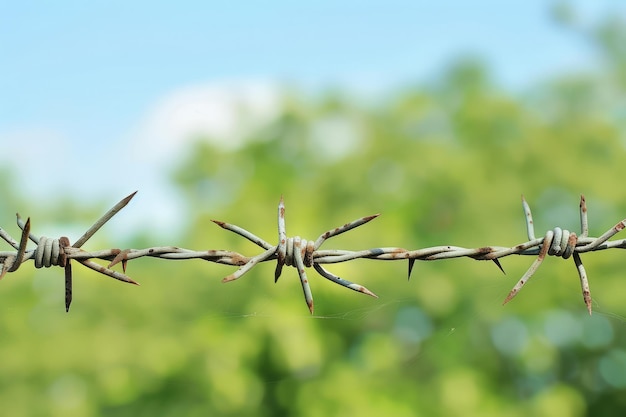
[1,192,626,314]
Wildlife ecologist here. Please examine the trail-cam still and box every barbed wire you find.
[1,192,625,314]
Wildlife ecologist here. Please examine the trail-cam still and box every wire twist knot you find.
[33,236,70,268]
[280,237,315,268]
[543,228,578,259]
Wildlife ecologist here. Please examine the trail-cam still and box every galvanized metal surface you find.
[1,192,625,314]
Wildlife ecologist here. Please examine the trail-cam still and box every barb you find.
[1,193,625,314]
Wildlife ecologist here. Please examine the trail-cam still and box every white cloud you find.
[112,79,284,237]
[0,80,285,240]
[127,79,283,167]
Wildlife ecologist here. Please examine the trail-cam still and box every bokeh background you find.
[2,1,626,416]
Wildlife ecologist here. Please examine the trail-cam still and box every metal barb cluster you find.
[1,192,626,314]
[0,192,139,312]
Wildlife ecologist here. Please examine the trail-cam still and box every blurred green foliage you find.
[3,12,626,417]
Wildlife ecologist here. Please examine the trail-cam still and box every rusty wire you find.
[1,192,625,314]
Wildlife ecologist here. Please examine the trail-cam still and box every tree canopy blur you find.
[2,9,626,417]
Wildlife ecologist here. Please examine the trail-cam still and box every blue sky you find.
[0,0,623,236]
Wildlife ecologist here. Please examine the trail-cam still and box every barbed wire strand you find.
[1,192,626,314]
